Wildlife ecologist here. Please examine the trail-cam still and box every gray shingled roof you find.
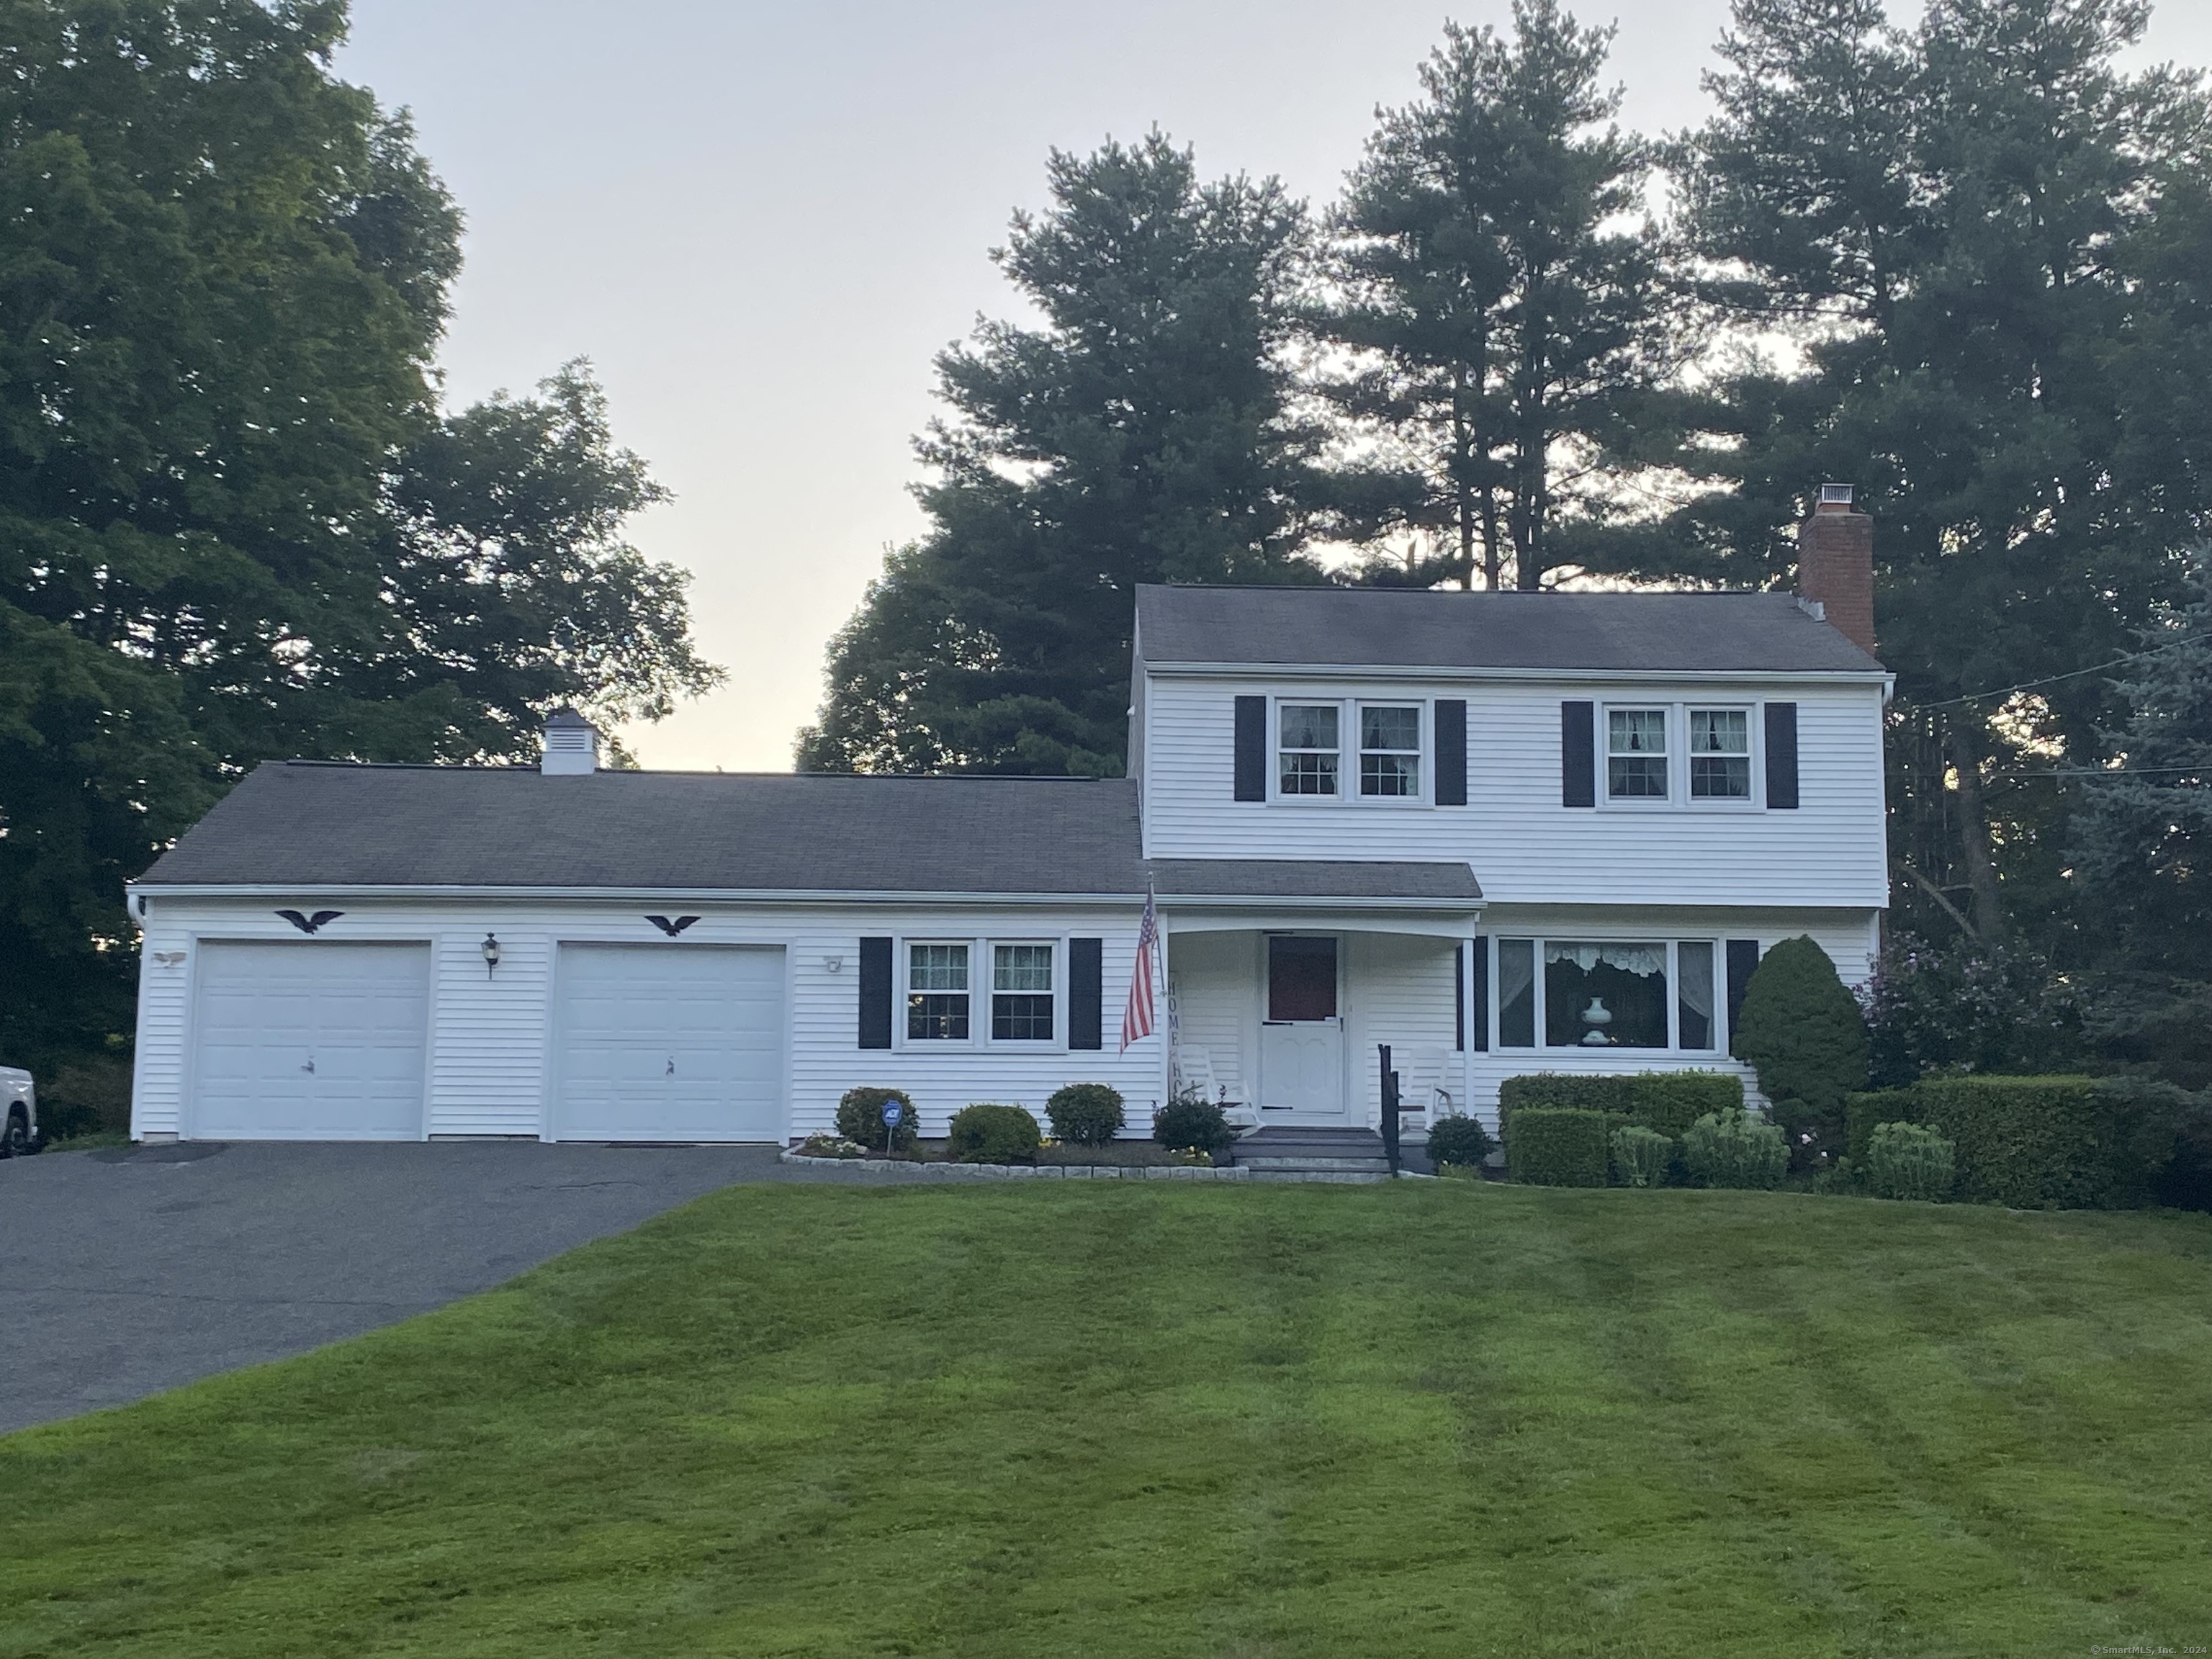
[1135,585,1884,673]
[139,763,1481,902]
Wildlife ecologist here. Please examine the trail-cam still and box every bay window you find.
[1491,937,1722,1053]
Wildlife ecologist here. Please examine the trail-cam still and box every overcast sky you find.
[334,1,2212,773]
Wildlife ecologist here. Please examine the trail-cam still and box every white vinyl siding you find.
[131,900,1161,1143]
[1138,675,1887,909]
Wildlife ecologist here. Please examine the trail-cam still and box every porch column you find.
[1464,927,1479,1124]
[1156,922,1173,1113]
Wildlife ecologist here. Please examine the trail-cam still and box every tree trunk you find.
[1451,379,1475,591]
[1946,715,2008,941]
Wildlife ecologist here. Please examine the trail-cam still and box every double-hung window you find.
[1278,704,1340,796]
[1359,705,1421,797]
[1689,709,1751,799]
[1607,708,1669,799]
[907,943,969,1040]
[991,944,1055,1040]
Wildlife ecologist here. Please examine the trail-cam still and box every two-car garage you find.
[184,940,786,1142]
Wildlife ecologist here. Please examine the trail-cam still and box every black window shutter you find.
[858,937,893,1049]
[1455,943,1465,1051]
[1725,940,1761,1051]
[1765,702,1799,809]
[1069,938,1104,1050]
[1561,701,1596,807]
[1435,699,1467,806]
[1470,937,1489,1052]
[1233,696,1267,802]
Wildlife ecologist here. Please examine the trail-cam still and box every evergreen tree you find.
[798,135,1328,775]
[0,1,716,1066]
[1321,4,1676,591]
[1732,935,1871,1167]
[2070,551,2212,1084]
[1673,0,2212,944]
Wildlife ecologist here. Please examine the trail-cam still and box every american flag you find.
[1120,883,1159,1052]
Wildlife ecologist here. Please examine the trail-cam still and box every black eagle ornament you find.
[276,909,344,935]
[644,914,701,937]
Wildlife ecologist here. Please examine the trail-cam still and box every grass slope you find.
[4,1183,2210,1658]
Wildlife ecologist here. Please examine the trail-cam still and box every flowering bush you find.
[797,1133,868,1160]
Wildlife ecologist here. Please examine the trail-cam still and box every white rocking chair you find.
[1174,1046,1258,1129]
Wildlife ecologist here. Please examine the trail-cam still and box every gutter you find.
[127,883,1486,914]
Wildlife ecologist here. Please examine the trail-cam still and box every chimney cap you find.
[1817,482,1856,510]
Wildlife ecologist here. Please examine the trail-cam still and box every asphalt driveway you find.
[0,1141,862,1435]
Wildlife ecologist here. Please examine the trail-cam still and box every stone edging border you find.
[778,1148,1253,1180]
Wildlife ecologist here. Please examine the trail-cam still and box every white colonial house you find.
[126,498,1890,1145]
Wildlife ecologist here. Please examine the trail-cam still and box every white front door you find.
[552,944,785,1142]
[1259,935,1345,1118]
[189,941,431,1139]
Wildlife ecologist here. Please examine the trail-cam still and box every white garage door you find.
[553,945,785,1142]
[190,942,431,1140]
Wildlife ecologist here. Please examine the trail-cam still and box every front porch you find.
[1162,922,1766,1138]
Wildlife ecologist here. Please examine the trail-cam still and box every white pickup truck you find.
[1,1067,37,1156]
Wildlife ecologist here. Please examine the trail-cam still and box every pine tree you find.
[1673,0,2212,944]
[2070,550,2212,1084]
[1320,3,1677,592]
[797,135,1329,775]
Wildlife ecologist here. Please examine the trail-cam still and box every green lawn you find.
[5,1183,2210,1658]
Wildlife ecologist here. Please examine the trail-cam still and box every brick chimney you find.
[1796,483,1876,656]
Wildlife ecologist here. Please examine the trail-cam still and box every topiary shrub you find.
[1845,1088,1920,1164]
[1865,1121,1954,1202]
[1681,1111,1788,1190]
[1153,1091,1236,1156]
[837,1086,920,1151]
[1496,1071,1741,1141]
[946,1103,1041,1164]
[1424,1113,1493,1171]
[1610,1124,1673,1187]
[1506,1107,1613,1187]
[1046,1083,1125,1146]
[1732,937,1871,1170]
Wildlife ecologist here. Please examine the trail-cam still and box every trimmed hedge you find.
[1610,1125,1674,1187]
[1916,1076,2172,1210]
[1506,1107,1614,1187]
[1045,1084,1125,1146]
[946,1103,1042,1164]
[1498,1071,1743,1140]
[1153,1094,1236,1156]
[836,1087,919,1151]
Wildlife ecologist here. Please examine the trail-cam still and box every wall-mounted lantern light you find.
[481,932,502,979]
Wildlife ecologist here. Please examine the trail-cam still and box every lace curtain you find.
[1544,942,1666,978]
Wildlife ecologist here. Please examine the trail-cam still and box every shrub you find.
[945,1103,1041,1164]
[1681,1111,1788,1190]
[1865,1122,1954,1202]
[1732,937,1869,1168]
[1610,1125,1673,1188]
[1496,1071,1743,1140]
[1862,932,2087,1086]
[1506,1107,1613,1187]
[836,1086,919,1151]
[1045,1083,1125,1146]
[1424,1113,1493,1170]
[1914,1075,2180,1210]
[1153,1091,1236,1156]
[1845,1089,1920,1164]
[796,1133,867,1160]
